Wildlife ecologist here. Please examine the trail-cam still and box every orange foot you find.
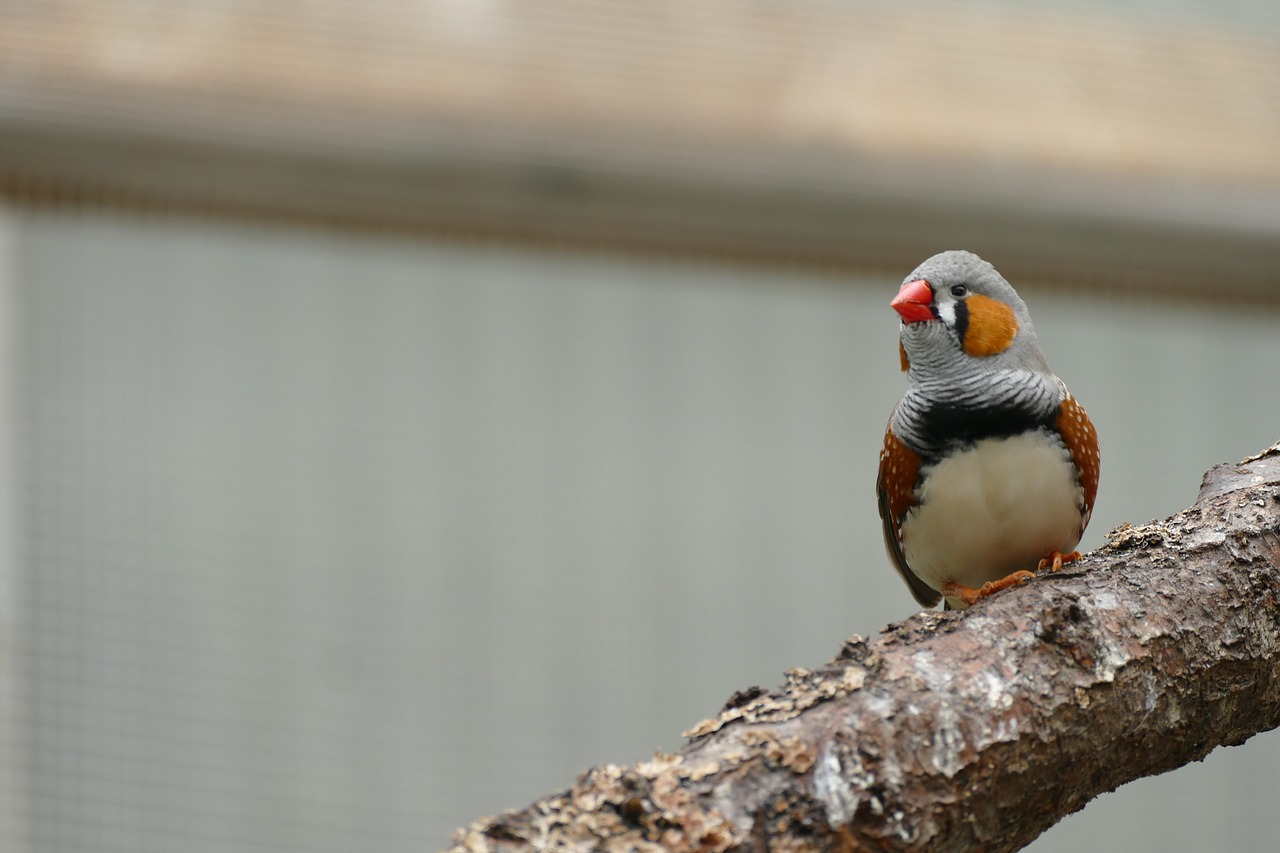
[941,571,1036,607]
[1037,550,1083,572]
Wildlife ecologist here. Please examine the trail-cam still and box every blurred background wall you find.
[2,2,1280,852]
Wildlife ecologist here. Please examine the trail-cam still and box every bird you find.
[876,250,1099,610]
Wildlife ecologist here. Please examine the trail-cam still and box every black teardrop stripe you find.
[952,298,969,350]
[915,399,1060,463]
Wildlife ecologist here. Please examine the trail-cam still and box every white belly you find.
[902,431,1083,605]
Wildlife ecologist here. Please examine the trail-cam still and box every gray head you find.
[891,250,1051,379]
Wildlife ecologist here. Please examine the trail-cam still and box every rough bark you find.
[446,443,1280,853]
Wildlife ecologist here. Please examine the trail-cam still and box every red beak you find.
[891,279,934,323]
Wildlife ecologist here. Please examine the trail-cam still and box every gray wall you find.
[4,209,1279,851]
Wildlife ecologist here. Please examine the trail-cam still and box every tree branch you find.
[446,443,1280,853]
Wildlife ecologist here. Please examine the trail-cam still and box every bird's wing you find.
[1053,391,1100,532]
[877,423,941,608]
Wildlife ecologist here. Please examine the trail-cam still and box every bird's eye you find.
[950,284,968,298]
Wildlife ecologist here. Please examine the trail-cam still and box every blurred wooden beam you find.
[2,1,1279,297]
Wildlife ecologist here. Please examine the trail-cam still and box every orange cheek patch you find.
[961,294,1020,357]
[899,341,910,372]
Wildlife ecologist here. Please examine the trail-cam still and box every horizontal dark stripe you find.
[915,400,1059,461]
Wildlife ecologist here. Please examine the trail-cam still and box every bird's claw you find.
[943,570,1035,607]
[1037,550,1082,572]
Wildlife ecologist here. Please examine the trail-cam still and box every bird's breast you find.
[901,429,1084,594]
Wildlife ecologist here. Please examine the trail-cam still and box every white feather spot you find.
[936,301,956,326]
